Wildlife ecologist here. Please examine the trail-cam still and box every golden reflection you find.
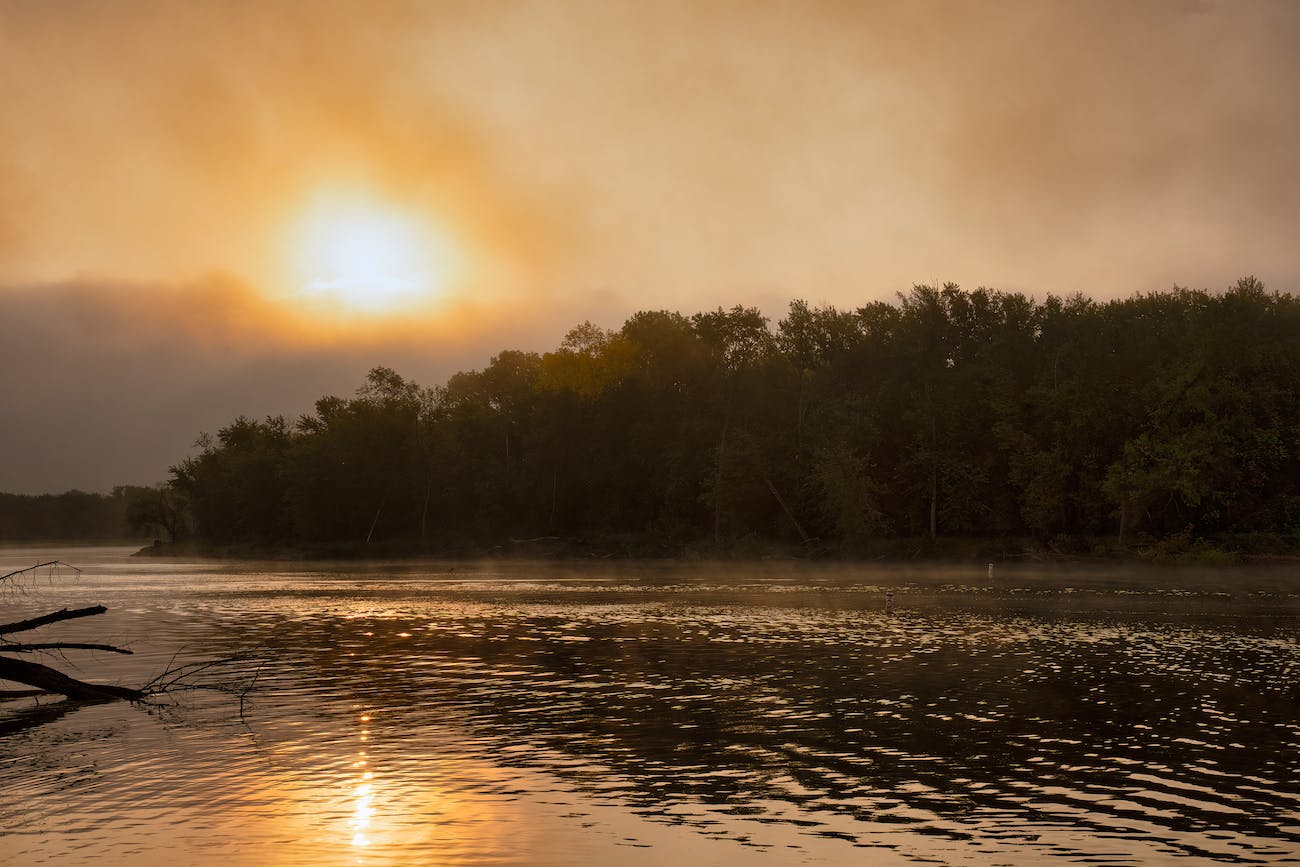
[330,706,515,864]
[349,781,374,849]
[349,710,375,855]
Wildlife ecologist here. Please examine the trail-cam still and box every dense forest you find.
[147,279,1299,558]
[0,488,154,542]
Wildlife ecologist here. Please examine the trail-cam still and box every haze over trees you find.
[162,279,1300,556]
[0,488,155,543]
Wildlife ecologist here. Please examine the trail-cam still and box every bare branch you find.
[0,561,149,706]
[0,642,133,655]
[143,656,246,694]
[140,653,262,698]
[0,605,107,636]
[1,561,82,584]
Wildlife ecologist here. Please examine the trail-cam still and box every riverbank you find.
[134,530,1300,566]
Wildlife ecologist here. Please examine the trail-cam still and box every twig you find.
[142,654,253,695]
[239,658,269,722]
[0,561,82,584]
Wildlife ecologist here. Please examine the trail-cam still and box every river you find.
[1,546,1298,865]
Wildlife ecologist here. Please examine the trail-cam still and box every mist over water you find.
[1,549,1298,865]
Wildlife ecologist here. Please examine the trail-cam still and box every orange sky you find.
[2,0,1298,492]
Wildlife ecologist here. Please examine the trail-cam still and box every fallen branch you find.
[0,605,108,636]
[0,562,143,703]
[1,642,133,655]
[0,656,142,702]
[0,562,253,708]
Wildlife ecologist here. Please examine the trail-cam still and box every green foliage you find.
[154,279,1300,555]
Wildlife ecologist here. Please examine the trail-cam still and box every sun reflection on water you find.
[349,709,375,856]
[332,704,518,866]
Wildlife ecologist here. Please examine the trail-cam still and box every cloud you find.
[900,1,1300,291]
[0,0,575,305]
[4,0,1297,303]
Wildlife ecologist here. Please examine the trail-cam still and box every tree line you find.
[0,488,155,543]
[150,278,1300,556]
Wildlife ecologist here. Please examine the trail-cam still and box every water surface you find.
[1,547,1298,865]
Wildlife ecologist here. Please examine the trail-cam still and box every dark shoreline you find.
[133,532,1300,567]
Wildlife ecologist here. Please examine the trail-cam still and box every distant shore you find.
[133,532,1300,567]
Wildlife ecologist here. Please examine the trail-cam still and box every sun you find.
[286,192,455,313]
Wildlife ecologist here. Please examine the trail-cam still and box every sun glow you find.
[286,192,456,314]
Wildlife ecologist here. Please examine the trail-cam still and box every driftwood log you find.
[0,562,144,702]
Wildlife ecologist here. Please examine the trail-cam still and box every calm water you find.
[1,547,1298,866]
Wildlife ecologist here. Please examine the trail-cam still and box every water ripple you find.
[1,554,1298,865]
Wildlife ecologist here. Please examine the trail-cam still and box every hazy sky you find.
[2,0,1298,493]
